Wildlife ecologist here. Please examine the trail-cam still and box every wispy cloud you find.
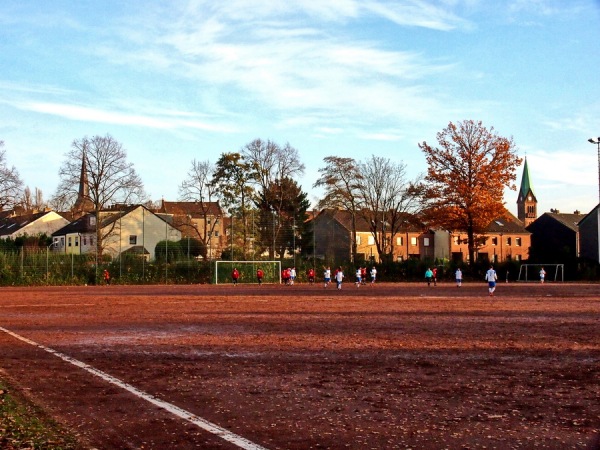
[109,0,466,132]
[526,149,597,187]
[14,101,238,133]
[364,0,471,31]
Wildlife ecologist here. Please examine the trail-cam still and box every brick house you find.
[448,211,531,263]
[312,209,431,263]
[158,200,225,259]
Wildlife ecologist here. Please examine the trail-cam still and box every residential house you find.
[52,205,181,260]
[51,213,96,255]
[526,210,586,264]
[159,200,225,259]
[441,159,535,264]
[447,211,531,264]
[576,204,600,264]
[0,211,70,241]
[312,209,431,263]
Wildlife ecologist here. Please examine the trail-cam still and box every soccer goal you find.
[214,260,282,285]
[517,264,564,282]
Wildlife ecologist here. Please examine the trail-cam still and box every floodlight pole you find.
[588,137,600,203]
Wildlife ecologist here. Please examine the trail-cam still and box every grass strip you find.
[0,379,82,449]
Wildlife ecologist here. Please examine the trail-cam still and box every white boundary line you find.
[0,326,268,450]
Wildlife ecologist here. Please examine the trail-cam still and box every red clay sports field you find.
[0,282,599,449]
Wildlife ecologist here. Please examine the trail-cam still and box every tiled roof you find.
[486,210,529,234]
[0,211,53,237]
[52,214,95,235]
[543,212,585,232]
[160,201,222,217]
[316,209,423,232]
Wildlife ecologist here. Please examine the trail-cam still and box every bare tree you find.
[178,159,222,259]
[357,155,424,263]
[314,156,363,261]
[0,141,24,211]
[19,186,46,212]
[242,139,305,258]
[53,134,145,257]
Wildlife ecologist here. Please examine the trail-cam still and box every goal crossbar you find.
[517,263,564,282]
[214,260,282,285]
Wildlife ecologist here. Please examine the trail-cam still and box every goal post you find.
[517,264,564,282]
[214,260,282,285]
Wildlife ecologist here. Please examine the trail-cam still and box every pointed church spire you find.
[517,157,537,226]
[519,157,535,199]
[72,149,93,216]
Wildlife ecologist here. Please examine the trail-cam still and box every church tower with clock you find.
[517,157,537,226]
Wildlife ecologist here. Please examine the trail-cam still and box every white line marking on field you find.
[0,303,96,308]
[0,326,268,450]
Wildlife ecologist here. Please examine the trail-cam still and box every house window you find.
[411,237,417,246]
[397,255,404,262]
[214,231,219,237]
[130,235,137,245]
[423,237,430,247]
[397,236,403,246]
[368,236,374,245]
[515,237,522,247]
[453,236,460,245]
[60,237,65,247]
[515,254,521,261]
[506,237,512,246]
[492,237,498,246]
[356,235,361,245]
[74,237,79,247]
[68,237,72,247]
[90,237,94,246]
[83,236,87,246]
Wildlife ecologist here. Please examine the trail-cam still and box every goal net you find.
[517,264,564,282]
[214,260,282,285]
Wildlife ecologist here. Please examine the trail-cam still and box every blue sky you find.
[1,0,599,217]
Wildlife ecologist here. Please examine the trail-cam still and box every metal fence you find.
[0,250,213,286]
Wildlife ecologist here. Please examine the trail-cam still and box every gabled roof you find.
[52,213,96,236]
[314,209,372,232]
[160,200,222,218]
[0,211,57,237]
[52,205,173,237]
[121,245,150,255]
[578,203,600,226]
[315,209,424,233]
[543,212,586,232]
[486,210,529,234]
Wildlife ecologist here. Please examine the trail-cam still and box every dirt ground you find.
[0,282,599,449]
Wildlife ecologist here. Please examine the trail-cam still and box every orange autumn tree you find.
[418,120,522,265]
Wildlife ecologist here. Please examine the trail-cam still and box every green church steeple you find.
[517,157,537,226]
[519,157,535,199]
